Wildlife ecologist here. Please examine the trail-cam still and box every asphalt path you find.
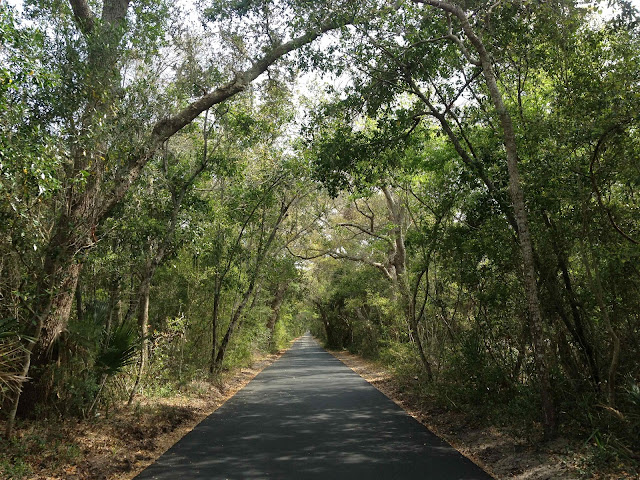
[134,333,492,479]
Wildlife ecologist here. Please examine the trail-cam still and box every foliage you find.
[299,0,640,459]
[0,319,30,402]
[94,322,140,377]
[1,0,640,474]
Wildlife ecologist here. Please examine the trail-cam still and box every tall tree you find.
[3,0,389,436]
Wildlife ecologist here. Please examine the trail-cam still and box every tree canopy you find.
[1,0,640,473]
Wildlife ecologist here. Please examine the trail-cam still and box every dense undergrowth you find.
[0,326,297,480]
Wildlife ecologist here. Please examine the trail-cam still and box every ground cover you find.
[0,350,286,480]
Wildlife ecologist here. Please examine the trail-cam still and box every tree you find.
[3,0,389,435]
[302,0,640,442]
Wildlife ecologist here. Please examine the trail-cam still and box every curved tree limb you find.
[589,125,638,245]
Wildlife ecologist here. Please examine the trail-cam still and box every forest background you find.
[1,0,640,478]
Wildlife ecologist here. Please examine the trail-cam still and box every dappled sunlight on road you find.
[135,334,492,480]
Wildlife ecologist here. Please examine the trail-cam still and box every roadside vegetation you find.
[1,0,639,478]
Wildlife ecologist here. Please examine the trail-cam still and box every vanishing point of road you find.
[135,334,492,479]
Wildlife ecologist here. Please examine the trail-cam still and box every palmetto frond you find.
[0,319,32,400]
[94,322,141,377]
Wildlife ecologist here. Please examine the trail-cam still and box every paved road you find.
[135,334,492,479]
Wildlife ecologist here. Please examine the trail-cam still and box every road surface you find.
[135,334,492,479]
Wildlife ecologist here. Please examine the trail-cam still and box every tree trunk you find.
[266,284,288,351]
[542,213,600,387]
[35,262,83,362]
[382,186,435,380]
[75,278,84,325]
[214,280,256,371]
[209,283,221,374]
[213,199,292,370]
[128,273,151,405]
[478,41,556,438]
[402,276,434,381]
[474,30,556,438]
[13,260,83,419]
[580,237,620,406]
[4,313,47,437]
[411,320,434,380]
[105,275,120,342]
[415,0,556,436]
[5,344,35,438]
[316,304,335,347]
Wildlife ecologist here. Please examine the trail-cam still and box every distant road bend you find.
[135,334,493,479]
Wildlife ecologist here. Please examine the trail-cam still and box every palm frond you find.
[0,319,29,400]
[94,322,141,377]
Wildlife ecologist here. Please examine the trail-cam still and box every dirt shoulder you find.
[0,347,290,480]
[327,348,638,480]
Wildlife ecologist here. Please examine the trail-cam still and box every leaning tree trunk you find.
[4,295,53,437]
[415,0,556,437]
[382,186,434,380]
[213,199,293,371]
[10,259,84,420]
[579,234,620,407]
[472,32,556,439]
[213,280,256,372]
[400,274,434,381]
[35,262,83,362]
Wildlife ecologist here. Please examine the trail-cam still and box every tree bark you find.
[12,260,83,420]
[382,186,434,379]
[105,274,120,342]
[209,280,221,374]
[75,278,84,325]
[214,283,255,371]
[36,262,83,362]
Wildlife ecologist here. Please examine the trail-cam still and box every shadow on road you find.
[134,334,492,479]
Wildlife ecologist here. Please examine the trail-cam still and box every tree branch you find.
[589,124,638,245]
[444,13,481,66]
[103,17,350,219]
[337,222,392,244]
[101,0,130,25]
[329,251,395,281]
[68,0,95,34]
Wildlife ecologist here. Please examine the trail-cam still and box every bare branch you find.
[353,198,375,232]
[329,251,394,281]
[285,245,332,260]
[337,222,392,244]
